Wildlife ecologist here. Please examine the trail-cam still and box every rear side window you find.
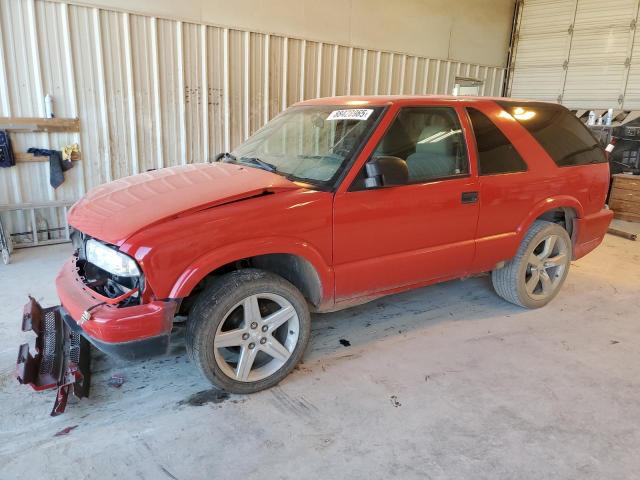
[497,101,607,167]
[467,108,528,175]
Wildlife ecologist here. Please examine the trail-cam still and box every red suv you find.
[17,96,612,412]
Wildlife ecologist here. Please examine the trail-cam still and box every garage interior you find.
[1,0,640,478]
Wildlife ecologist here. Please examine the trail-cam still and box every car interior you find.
[373,108,468,184]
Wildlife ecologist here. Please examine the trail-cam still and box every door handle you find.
[461,191,479,204]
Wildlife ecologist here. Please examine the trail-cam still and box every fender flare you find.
[168,236,333,302]
[515,195,584,241]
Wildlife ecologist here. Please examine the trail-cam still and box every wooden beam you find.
[607,227,637,241]
[15,152,81,163]
[0,117,80,133]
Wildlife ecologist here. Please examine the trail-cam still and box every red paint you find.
[68,162,299,246]
[56,259,177,343]
[60,96,612,346]
[127,188,334,305]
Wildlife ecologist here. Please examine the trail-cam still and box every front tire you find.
[492,220,572,309]
[186,269,311,394]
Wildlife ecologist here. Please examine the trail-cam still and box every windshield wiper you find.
[239,157,278,173]
[213,152,237,163]
[213,152,278,173]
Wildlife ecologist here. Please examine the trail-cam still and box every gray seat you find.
[406,126,457,180]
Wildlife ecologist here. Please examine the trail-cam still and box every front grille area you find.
[38,309,83,376]
[69,331,81,365]
[39,309,57,375]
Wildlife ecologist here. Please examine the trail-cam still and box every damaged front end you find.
[16,297,91,416]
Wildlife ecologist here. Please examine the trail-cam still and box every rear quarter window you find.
[497,101,607,167]
[466,107,528,175]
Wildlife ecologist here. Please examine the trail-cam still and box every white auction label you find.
[605,143,615,153]
[326,109,373,121]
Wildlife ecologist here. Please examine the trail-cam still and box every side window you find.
[371,107,469,184]
[467,107,528,175]
[496,101,607,167]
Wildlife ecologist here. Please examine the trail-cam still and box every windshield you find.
[232,105,383,185]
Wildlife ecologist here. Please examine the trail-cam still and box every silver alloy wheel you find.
[213,293,300,382]
[525,233,569,300]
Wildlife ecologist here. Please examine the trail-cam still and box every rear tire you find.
[186,269,311,394]
[492,220,572,309]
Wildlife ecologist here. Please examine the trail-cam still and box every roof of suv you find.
[295,95,560,107]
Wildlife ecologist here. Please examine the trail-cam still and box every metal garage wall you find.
[509,0,640,109]
[0,0,506,228]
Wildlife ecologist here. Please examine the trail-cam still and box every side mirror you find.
[364,156,408,188]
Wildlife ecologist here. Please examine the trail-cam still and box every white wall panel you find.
[574,0,637,27]
[182,22,205,163]
[518,0,577,35]
[564,64,628,107]
[513,32,571,68]
[57,0,516,68]
[510,0,640,109]
[624,28,640,108]
[511,67,565,100]
[156,18,183,167]
[0,0,506,223]
[508,0,576,103]
[102,10,135,180]
[206,26,225,160]
[69,5,108,190]
[130,14,161,173]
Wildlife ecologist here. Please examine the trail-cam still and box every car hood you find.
[68,162,299,245]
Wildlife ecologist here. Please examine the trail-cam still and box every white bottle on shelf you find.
[44,94,54,118]
[605,108,613,126]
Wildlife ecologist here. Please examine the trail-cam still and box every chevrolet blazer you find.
[17,96,613,413]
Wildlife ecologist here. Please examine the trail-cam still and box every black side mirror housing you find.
[364,156,409,188]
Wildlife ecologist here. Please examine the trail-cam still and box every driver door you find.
[332,105,479,303]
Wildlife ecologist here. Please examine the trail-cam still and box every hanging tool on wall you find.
[0,130,15,168]
[62,143,80,162]
[27,148,73,188]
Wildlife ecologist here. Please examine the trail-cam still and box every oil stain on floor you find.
[178,389,230,407]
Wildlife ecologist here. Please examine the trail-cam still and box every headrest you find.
[415,125,454,155]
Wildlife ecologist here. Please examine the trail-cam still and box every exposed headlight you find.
[85,239,140,277]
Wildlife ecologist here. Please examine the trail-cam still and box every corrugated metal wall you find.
[509,0,640,109]
[0,0,506,237]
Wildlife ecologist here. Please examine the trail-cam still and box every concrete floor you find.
[1,220,639,480]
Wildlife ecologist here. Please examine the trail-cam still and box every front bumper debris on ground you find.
[16,297,91,416]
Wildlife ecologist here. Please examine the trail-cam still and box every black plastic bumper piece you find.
[59,308,170,361]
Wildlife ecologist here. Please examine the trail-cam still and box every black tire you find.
[186,268,311,394]
[491,220,572,309]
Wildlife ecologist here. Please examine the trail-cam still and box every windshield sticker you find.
[327,109,374,121]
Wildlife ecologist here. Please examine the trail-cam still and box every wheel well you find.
[178,254,322,316]
[536,207,576,240]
